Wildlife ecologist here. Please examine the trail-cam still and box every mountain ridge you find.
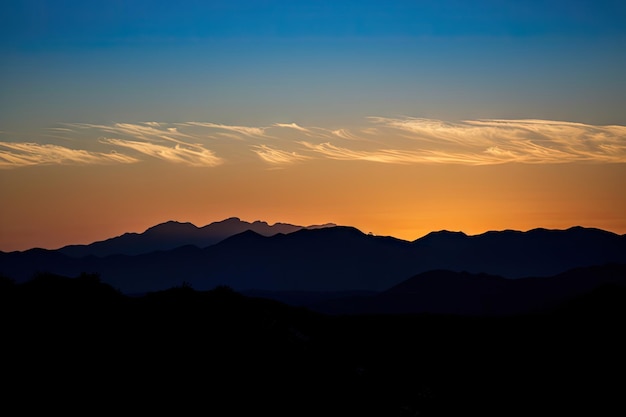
[2,223,626,295]
[56,217,337,257]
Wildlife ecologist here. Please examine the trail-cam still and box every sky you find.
[1,0,626,251]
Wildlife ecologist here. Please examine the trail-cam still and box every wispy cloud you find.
[251,144,310,165]
[299,141,502,165]
[182,122,266,137]
[0,142,137,168]
[365,117,626,164]
[332,129,360,140]
[67,122,226,167]
[273,123,310,133]
[68,122,198,145]
[3,118,624,168]
[299,141,402,163]
[215,132,247,141]
[102,139,222,167]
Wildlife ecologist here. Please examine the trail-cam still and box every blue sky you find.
[2,0,625,129]
[3,1,626,42]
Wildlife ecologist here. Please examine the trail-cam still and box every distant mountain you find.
[1,224,625,295]
[309,264,626,316]
[57,217,337,257]
[411,226,626,278]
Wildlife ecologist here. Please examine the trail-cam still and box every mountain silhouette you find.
[57,217,336,257]
[1,223,625,294]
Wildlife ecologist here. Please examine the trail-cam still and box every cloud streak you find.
[251,144,310,165]
[181,122,266,137]
[331,129,361,140]
[273,123,310,133]
[299,141,510,165]
[0,142,137,168]
[364,117,626,164]
[1,118,624,168]
[102,139,222,167]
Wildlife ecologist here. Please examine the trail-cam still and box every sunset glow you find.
[1,0,625,251]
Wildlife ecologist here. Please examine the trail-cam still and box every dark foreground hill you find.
[2,273,625,416]
[307,263,626,316]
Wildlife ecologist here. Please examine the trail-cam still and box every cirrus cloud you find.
[102,139,222,167]
[273,122,310,133]
[181,122,266,137]
[364,117,626,164]
[299,141,512,165]
[251,144,310,165]
[1,118,624,168]
[0,141,137,168]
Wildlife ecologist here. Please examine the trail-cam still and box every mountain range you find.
[2,218,626,305]
[57,217,337,257]
[4,220,625,416]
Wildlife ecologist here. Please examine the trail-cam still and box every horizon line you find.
[3,218,623,253]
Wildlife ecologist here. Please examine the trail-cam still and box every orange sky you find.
[2,147,625,251]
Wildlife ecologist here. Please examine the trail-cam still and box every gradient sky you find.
[1,0,625,251]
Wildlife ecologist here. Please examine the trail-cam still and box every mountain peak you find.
[416,230,468,244]
[144,221,199,235]
[213,217,243,225]
[427,230,467,237]
[307,222,338,229]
